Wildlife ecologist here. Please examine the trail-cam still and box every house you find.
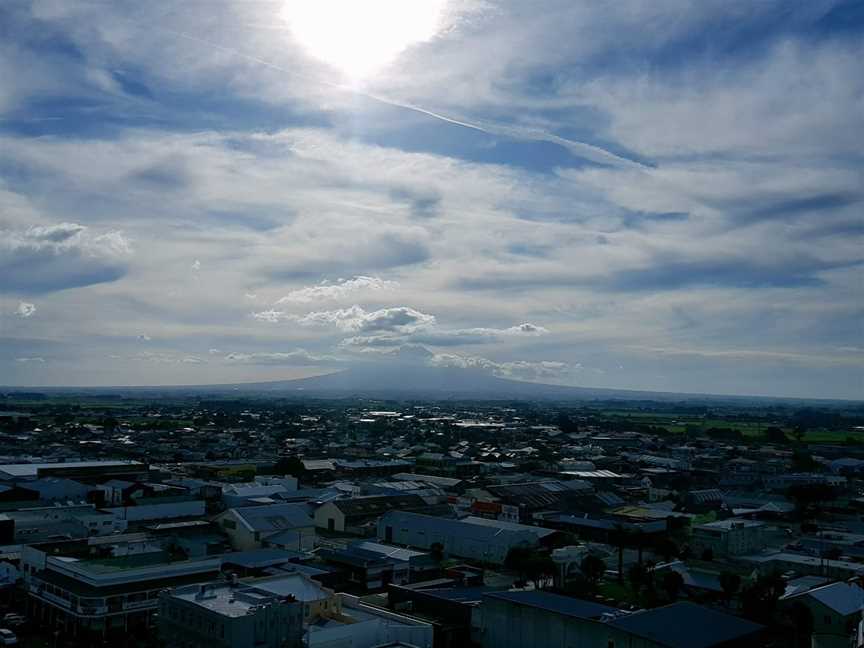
[222,484,292,508]
[246,572,339,623]
[605,601,766,648]
[159,578,304,648]
[314,495,428,534]
[318,541,438,591]
[684,489,725,513]
[479,592,766,648]
[691,519,767,557]
[782,580,864,648]
[483,481,592,521]
[217,503,315,551]
[26,477,93,504]
[388,582,500,648]
[377,511,541,564]
[307,593,433,648]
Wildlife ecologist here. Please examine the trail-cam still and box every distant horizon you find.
[3,364,862,404]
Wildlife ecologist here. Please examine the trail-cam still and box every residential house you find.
[782,580,864,648]
[314,495,429,535]
[217,503,315,551]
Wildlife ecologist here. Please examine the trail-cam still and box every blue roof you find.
[804,581,864,616]
[221,548,298,568]
[609,602,764,648]
[485,591,616,620]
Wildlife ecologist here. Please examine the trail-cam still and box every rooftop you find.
[484,590,616,620]
[608,601,764,648]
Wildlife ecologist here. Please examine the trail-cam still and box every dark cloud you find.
[0,223,130,294]
[389,187,442,218]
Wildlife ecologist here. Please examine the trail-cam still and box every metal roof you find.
[484,590,616,620]
[608,601,764,648]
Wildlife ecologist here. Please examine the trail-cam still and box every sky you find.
[0,0,862,399]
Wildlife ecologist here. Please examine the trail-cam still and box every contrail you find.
[165,28,646,169]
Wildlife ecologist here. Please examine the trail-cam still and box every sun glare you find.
[282,0,445,82]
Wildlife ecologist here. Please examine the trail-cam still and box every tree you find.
[740,571,786,623]
[719,571,741,606]
[505,546,533,582]
[430,542,445,563]
[613,524,628,583]
[787,482,836,520]
[785,601,814,648]
[273,456,307,479]
[654,537,679,562]
[524,553,556,590]
[791,426,806,444]
[765,427,789,444]
[628,563,649,595]
[580,554,606,590]
[791,450,817,472]
[662,570,684,601]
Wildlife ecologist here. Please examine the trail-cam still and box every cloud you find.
[274,276,398,304]
[341,321,550,348]
[0,222,131,294]
[427,351,571,381]
[115,351,204,364]
[15,302,36,318]
[255,305,436,333]
[14,356,45,364]
[223,349,342,365]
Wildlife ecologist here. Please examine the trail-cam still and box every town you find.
[0,393,860,647]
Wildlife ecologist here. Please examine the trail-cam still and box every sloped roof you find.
[484,590,615,620]
[230,503,312,533]
[329,495,426,518]
[805,581,864,616]
[609,601,764,648]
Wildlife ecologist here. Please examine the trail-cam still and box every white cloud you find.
[0,222,132,294]
[428,351,571,381]
[274,276,398,304]
[15,301,36,318]
[255,305,436,333]
[224,349,342,365]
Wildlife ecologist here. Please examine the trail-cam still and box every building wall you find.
[479,598,612,648]
[377,515,535,564]
[159,592,303,648]
[314,503,347,532]
[105,500,206,522]
[692,524,764,557]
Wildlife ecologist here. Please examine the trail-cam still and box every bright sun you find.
[282,0,445,82]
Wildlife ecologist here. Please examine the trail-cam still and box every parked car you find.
[0,615,23,628]
[0,628,17,645]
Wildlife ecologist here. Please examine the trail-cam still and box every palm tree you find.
[719,571,741,607]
